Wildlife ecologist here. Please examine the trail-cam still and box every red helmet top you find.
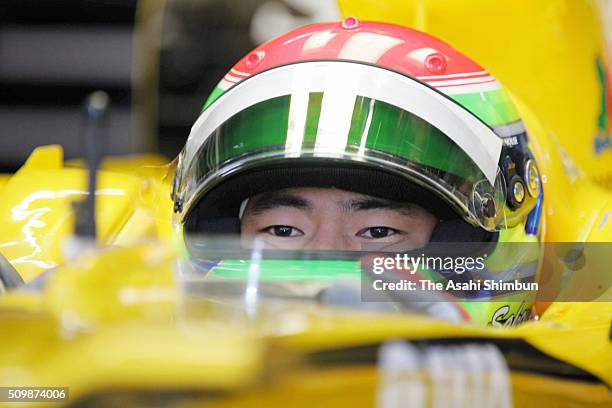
[220,17,494,96]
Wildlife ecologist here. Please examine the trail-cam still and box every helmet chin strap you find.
[238,198,250,220]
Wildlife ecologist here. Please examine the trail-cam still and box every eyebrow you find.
[246,192,417,216]
[344,198,416,215]
[246,192,312,214]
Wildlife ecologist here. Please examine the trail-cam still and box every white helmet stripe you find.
[315,67,357,154]
[285,90,309,157]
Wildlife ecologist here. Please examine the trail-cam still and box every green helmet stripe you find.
[347,95,374,146]
[208,259,361,280]
[203,86,224,111]
[451,89,521,127]
[303,92,323,144]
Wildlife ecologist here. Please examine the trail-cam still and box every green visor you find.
[173,61,507,231]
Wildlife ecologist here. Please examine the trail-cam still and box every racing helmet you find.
[171,19,544,325]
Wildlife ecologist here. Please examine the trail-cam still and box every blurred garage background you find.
[0,0,339,172]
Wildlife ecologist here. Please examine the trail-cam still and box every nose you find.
[307,221,359,251]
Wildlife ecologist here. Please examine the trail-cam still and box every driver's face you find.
[240,187,438,251]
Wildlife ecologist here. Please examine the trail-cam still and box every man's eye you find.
[358,227,399,239]
[263,225,304,237]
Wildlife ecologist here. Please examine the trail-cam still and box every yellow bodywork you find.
[0,145,173,282]
[0,241,610,407]
[0,1,611,406]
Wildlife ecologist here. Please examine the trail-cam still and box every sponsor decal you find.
[594,57,612,154]
[502,136,519,146]
[489,302,531,327]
